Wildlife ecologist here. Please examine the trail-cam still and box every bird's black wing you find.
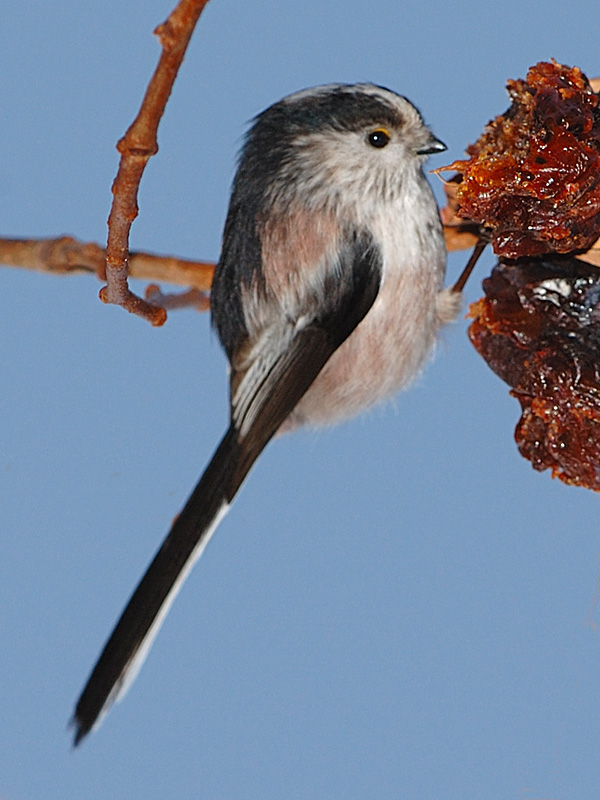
[71,229,381,746]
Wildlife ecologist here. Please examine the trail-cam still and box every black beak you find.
[417,136,447,155]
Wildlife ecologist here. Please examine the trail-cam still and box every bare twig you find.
[0,236,214,292]
[145,283,210,310]
[452,239,487,293]
[101,0,212,326]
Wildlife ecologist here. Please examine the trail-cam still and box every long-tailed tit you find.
[72,83,460,744]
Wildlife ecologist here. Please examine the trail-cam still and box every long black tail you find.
[71,230,383,745]
[71,425,249,746]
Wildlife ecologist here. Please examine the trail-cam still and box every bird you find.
[71,82,460,745]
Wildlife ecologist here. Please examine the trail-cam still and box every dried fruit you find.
[447,61,600,259]
[469,257,600,490]
[441,61,600,489]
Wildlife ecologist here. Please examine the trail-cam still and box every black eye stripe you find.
[367,128,391,148]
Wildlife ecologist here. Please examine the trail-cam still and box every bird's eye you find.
[367,128,391,148]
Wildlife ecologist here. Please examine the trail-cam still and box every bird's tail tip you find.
[68,712,87,749]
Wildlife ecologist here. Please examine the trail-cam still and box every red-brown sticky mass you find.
[449,61,600,258]
[469,258,600,490]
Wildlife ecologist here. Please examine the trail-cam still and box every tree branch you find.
[101,0,212,326]
[0,235,213,294]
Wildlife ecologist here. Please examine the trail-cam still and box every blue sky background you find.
[2,2,600,798]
